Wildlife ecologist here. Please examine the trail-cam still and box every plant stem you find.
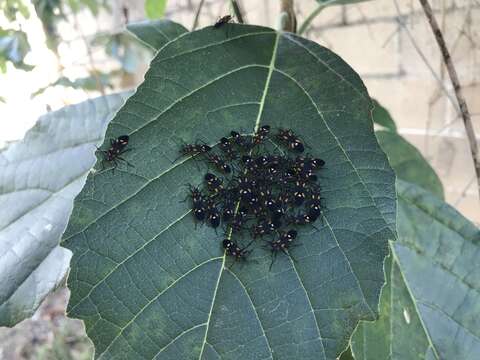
[418,0,480,200]
[230,0,244,24]
[280,0,296,32]
[191,0,206,30]
[298,0,338,35]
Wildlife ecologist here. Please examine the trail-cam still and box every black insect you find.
[307,202,322,221]
[214,15,233,28]
[265,229,298,270]
[251,218,281,238]
[252,125,271,146]
[287,213,315,226]
[223,239,252,262]
[188,185,203,203]
[179,143,211,158]
[277,129,305,153]
[293,156,325,180]
[222,200,235,222]
[219,137,237,159]
[292,187,307,206]
[205,199,221,229]
[237,175,256,199]
[188,186,206,224]
[208,154,231,174]
[99,135,132,170]
[208,211,221,229]
[230,131,251,150]
[204,173,224,196]
[241,155,258,174]
[230,207,249,232]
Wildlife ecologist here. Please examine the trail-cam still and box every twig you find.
[298,0,337,35]
[454,176,476,206]
[279,0,296,32]
[393,0,459,113]
[230,0,245,24]
[192,0,206,30]
[419,0,480,199]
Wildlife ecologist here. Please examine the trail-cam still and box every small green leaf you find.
[376,130,444,199]
[0,28,33,72]
[351,180,480,359]
[372,99,396,132]
[0,92,131,327]
[145,0,168,19]
[63,24,396,359]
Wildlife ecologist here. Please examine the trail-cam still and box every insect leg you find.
[116,156,135,168]
[269,251,277,271]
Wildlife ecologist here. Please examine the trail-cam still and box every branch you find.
[230,0,245,24]
[191,0,206,31]
[393,0,458,112]
[298,0,338,35]
[280,0,296,32]
[418,0,480,199]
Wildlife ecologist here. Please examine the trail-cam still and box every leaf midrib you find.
[197,31,281,360]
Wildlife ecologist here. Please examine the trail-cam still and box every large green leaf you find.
[376,130,444,199]
[0,92,130,327]
[351,180,480,359]
[63,24,396,359]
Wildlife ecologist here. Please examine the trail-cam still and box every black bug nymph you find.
[252,125,271,146]
[223,239,251,261]
[188,185,206,223]
[277,129,305,153]
[219,137,237,159]
[204,173,224,196]
[214,15,233,28]
[99,135,132,170]
[265,230,298,270]
[208,154,232,174]
[179,143,211,157]
[230,131,251,150]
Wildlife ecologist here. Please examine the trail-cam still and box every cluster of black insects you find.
[180,126,326,269]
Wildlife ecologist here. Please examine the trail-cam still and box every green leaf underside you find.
[63,25,396,359]
[127,20,188,51]
[376,130,444,199]
[352,180,480,359]
[0,92,130,326]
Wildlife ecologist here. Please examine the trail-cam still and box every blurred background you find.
[0,0,478,358]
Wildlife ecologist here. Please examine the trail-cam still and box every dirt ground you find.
[0,288,93,360]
